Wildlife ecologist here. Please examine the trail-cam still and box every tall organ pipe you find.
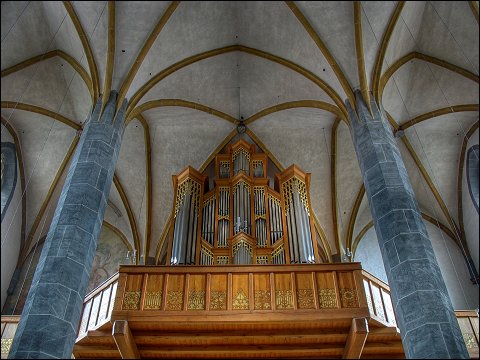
[185,195,194,263]
[288,201,300,263]
[292,191,306,262]
[191,206,198,264]
[174,200,186,263]
[171,205,182,264]
[269,198,273,243]
[180,192,192,263]
[211,199,214,244]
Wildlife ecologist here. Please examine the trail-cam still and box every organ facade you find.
[167,139,322,266]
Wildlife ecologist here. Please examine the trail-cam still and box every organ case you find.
[167,139,321,266]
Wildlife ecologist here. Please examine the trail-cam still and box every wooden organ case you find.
[167,139,322,266]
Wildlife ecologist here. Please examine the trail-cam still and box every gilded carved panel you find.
[166,291,184,310]
[340,288,357,308]
[275,290,294,309]
[188,290,206,310]
[123,291,141,310]
[1,338,13,354]
[233,288,249,310]
[210,291,227,310]
[254,290,271,310]
[297,289,315,309]
[144,291,163,310]
[318,288,337,308]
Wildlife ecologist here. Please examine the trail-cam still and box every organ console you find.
[167,138,322,266]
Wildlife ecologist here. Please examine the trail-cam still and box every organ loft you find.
[167,138,323,267]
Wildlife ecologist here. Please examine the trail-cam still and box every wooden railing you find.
[456,310,479,358]
[76,273,119,338]
[361,270,397,327]
[108,264,368,316]
[1,315,19,359]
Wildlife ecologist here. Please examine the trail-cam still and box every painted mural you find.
[86,225,129,293]
[1,224,129,315]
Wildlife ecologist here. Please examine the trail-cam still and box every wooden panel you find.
[370,284,386,323]
[315,272,338,309]
[122,274,143,310]
[88,294,102,329]
[144,274,164,310]
[380,289,396,326]
[295,273,315,309]
[210,274,227,310]
[109,282,118,318]
[166,274,185,311]
[253,273,271,310]
[470,316,479,341]
[336,272,358,308]
[274,273,293,309]
[457,317,479,357]
[97,285,113,324]
[232,274,249,310]
[1,323,17,358]
[363,279,374,315]
[78,300,92,336]
[187,274,206,310]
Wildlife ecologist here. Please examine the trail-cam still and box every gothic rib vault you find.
[1,0,479,303]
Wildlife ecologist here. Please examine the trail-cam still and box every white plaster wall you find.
[353,220,479,310]
[462,128,479,274]
[427,222,479,310]
[354,226,388,283]
[1,124,23,310]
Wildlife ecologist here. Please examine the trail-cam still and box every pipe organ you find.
[168,139,321,266]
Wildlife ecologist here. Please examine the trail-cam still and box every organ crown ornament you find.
[167,139,321,265]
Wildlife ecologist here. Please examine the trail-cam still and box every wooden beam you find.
[112,320,140,359]
[342,317,369,359]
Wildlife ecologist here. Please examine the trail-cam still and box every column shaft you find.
[347,90,468,359]
[9,92,127,359]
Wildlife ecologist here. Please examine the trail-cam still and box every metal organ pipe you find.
[289,201,300,263]
[294,191,308,263]
[208,199,212,244]
[269,197,273,244]
[171,205,181,264]
[303,208,314,262]
[176,193,187,264]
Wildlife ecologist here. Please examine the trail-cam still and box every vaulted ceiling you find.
[1,1,478,264]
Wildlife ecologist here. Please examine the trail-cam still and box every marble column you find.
[9,92,127,359]
[346,90,468,359]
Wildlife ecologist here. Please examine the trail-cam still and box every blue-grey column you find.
[9,92,127,359]
[346,90,468,359]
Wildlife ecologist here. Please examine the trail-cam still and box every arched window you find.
[466,144,479,213]
[1,142,17,221]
